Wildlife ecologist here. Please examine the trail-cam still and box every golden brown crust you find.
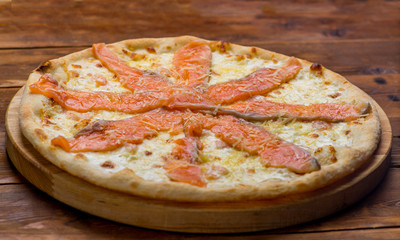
[19,36,381,202]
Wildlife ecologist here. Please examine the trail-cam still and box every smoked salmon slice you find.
[204,115,320,174]
[172,41,212,90]
[51,109,184,152]
[93,43,173,92]
[205,57,302,105]
[29,75,215,114]
[229,99,365,122]
[94,43,216,108]
[171,136,201,164]
[170,113,204,164]
[163,160,207,187]
[30,75,170,113]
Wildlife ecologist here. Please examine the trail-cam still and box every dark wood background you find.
[0,0,399,239]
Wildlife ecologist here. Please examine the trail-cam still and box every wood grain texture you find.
[1,0,399,48]
[0,40,398,81]
[0,0,399,238]
[0,171,399,238]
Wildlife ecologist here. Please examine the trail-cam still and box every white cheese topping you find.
[40,45,359,187]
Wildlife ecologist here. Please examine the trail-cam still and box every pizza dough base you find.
[19,36,381,202]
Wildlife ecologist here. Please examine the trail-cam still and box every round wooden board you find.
[6,88,392,233]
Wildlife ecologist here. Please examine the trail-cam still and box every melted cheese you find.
[200,131,297,187]
[65,58,129,93]
[209,53,278,85]
[265,70,344,105]
[39,44,359,187]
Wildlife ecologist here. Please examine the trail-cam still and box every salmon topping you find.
[163,160,207,187]
[172,41,212,90]
[29,75,214,114]
[204,164,230,180]
[30,41,367,187]
[205,57,302,104]
[230,99,364,122]
[93,43,172,92]
[30,75,169,113]
[171,136,201,164]
[53,110,183,152]
[204,115,320,174]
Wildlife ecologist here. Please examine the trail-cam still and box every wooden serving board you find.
[6,88,392,233]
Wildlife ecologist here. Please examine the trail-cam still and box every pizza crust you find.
[19,36,381,202]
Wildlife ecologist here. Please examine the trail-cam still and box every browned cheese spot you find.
[314,147,323,154]
[42,115,55,126]
[73,119,91,132]
[328,92,341,98]
[71,71,79,78]
[218,41,230,53]
[211,41,231,53]
[310,63,323,76]
[122,49,129,55]
[251,47,257,56]
[34,128,48,141]
[75,153,87,161]
[146,46,157,54]
[130,53,146,61]
[101,160,115,169]
[35,61,52,73]
[329,145,337,163]
[310,133,319,138]
[235,55,245,61]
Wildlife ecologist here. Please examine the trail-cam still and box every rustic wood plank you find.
[0,132,26,184]
[1,228,400,240]
[345,75,400,136]
[275,167,400,233]
[0,89,19,130]
[392,137,400,167]
[0,79,29,88]
[1,0,399,48]
[0,40,399,81]
[0,0,398,237]
[346,74,400,95]
[0,169,399,238]
[259,39,400,75]
[0,47,86,83]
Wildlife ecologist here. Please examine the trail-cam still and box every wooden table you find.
[1,0,399,239]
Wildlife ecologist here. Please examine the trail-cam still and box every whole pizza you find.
[19,36,381,202]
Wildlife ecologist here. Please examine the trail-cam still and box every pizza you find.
[19,36,381,202]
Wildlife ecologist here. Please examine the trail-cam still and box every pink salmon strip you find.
[229,99,364,122]
[205,57,302,105]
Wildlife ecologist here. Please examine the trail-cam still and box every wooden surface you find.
[0,0,399,238]
[5,89,392,233]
